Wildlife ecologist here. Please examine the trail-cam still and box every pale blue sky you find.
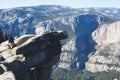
[0,0,120,9]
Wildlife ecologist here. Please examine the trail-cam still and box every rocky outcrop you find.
[0,31,68,80]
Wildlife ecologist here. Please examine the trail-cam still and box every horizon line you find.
[0,5,120,10]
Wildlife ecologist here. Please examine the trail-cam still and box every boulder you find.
[0,31,68,80]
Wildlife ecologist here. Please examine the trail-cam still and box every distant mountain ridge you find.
[0,5,78,36]
[0,5,120,37]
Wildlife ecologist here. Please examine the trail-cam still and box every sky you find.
[0,0,120,9]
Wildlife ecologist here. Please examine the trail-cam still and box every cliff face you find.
[85,21,120,72]
[0,31,67,80]
[92,21,120,47]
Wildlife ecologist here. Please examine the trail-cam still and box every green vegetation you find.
[99,45,111,56]
[81,70,120,80]
[51,68,120,80]
[107,63,120,67]
[51,68,83,80]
